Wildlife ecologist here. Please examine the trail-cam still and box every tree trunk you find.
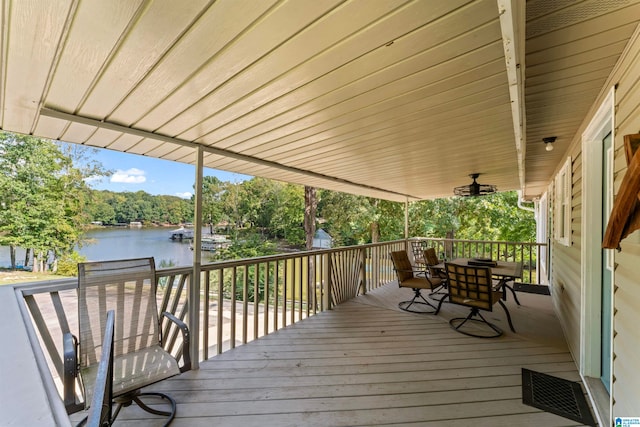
[33,252,45,273]
[371,222,380,243]
[445,230,454,259]
[32,253,39,272]
[24,248,30,269]
[304,186,317,250]
[9,245,16,270]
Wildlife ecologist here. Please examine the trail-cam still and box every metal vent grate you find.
[522,368,596,426]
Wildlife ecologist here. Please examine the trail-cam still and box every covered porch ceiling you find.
[1,0,639,202]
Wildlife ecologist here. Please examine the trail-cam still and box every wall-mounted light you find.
[543,136,557,151]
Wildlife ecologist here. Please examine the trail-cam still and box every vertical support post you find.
[190,147,203,369]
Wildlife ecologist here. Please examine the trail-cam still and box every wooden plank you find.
[603,148,640,248]
[165,0,411,138]
[78,0,212,118]
[624,133,640,164]
[179,0,496,144]
[73,284,587,426]
[2,0,71,134]
[108,0,278,126]
[109,399,579,427]
[46,0,145,111]
[133,0,344,131]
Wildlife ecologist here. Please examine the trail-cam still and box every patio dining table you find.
[435,258,523,305]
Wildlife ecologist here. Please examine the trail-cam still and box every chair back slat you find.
[78,258,159,369]
[424,248,440,266]
[444,263,493,311]
[390,251,414,282]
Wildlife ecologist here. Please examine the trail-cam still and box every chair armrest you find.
[63,332,83,414]
[161,311,192,373]
[86,310,115,427]
[396,266,429,275]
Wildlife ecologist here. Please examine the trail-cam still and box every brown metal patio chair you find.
[391,250,444,314]
[63,257,191,425]
[423,247,448,292]
[443,262,515,338]
[410,240,428,267]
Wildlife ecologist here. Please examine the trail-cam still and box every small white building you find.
[312,229,332,249]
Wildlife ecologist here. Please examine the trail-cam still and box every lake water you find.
[0,227,209,269]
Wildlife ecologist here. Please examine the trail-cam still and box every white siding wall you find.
[549,26,640,420]
[550,148,583,360]
[610,28,640,418]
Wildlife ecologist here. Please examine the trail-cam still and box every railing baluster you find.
[216,269,223,355]
[253,262,262,339]
[298,257,303,321]
[242,265,248,344]
[273,261,280,331]
[291,260,296,325]
[230,267,237,349]
[283,259,288,327]
[203,270,210,360]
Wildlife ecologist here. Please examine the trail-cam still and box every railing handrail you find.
[408,237,547,285]
[159,239,407,273]
[409,237,545,247]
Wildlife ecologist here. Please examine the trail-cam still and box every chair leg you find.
[428,283,447,298]
[498,299,516,332]
[434,292,448,315]
[449,307,503,338]
[112,390,177,426]
[398,288,438,314]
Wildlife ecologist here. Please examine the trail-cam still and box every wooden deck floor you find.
[93,283,593,426]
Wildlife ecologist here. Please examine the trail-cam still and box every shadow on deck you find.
[75,283,592,427]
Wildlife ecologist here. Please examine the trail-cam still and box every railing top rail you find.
[408,237,547,247]
[158,240,406,274]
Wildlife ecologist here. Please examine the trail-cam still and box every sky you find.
[83,146,252,199]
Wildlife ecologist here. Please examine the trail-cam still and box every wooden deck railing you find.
[155,240,405,360]
[10,237,543,417]
[408,237,547,285]
[12,240,406,410]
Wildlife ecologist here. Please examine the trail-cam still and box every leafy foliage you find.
[408,192,535,242]
[56,251,88,276]
[84,190,193,225]
[0,132,105,270]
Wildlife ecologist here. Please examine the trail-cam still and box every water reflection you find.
[0,227,210,269]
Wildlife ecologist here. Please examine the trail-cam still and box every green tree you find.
[84,189,192,225]
[0,132,100,271]
[408,191,535,242]
[317,191,368,245]
[201,176,225,232]
[317,191,404,245]
[271,183,305,245]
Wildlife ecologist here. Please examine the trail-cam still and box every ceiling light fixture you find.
[543,136,557,151]
[453,173,497,197]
